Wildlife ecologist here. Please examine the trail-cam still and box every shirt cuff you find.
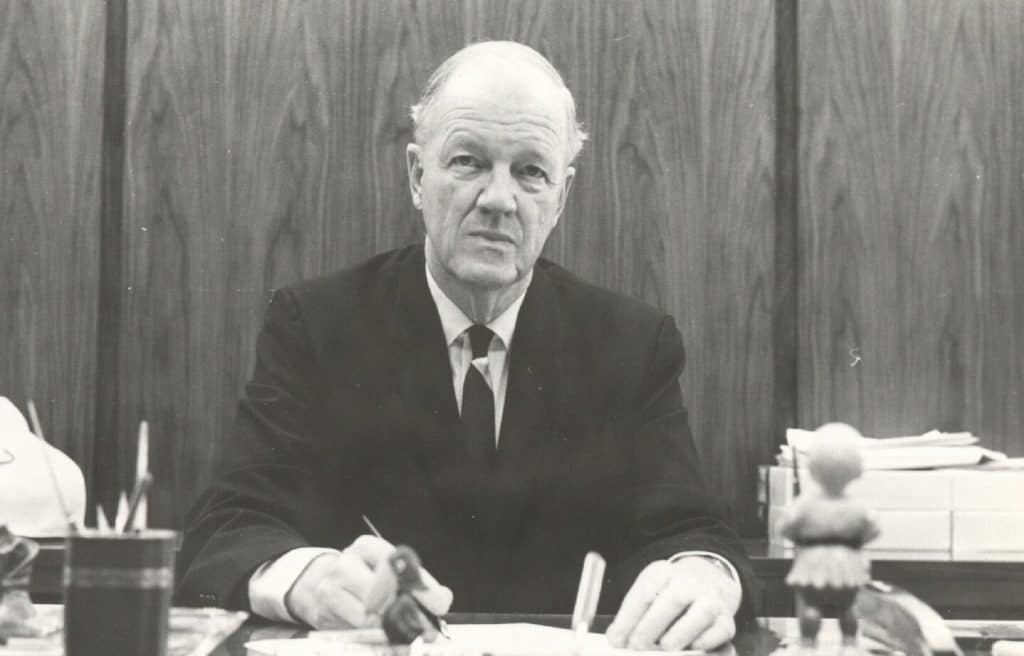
[248,547,341,623]
[668,550,742,591]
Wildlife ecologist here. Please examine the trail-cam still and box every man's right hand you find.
[284,535,452,629]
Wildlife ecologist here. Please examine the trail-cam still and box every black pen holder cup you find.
[63,529,176,656]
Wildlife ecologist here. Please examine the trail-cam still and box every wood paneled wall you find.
[0,0,106,480]
[798,0,1024,455]
[113,0,778,535]
[5,0,1022,541]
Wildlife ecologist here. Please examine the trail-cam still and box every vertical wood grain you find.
[121,0,776,534]
[0,0,105,486]
[540,0,776,535]
[93,0,127,519]
[773,0,799,447]
[798,0,1024,455]
[119,1,333,524]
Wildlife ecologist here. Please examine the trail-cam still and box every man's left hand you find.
[606,557,741,651]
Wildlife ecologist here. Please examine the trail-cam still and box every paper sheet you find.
[245,623,705,656]
[779,428,1006,470]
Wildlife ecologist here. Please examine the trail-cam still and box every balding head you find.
[404,41,580,310]
[410,41,588,164]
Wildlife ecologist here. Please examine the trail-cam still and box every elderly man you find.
[177,41,758,650]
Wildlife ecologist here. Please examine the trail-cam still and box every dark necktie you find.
[462,324,495,461]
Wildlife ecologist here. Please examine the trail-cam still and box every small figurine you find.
[364,545,446,644]
[781,423,879,653]
[0,525,42,642]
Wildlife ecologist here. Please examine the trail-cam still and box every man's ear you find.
[555,166,576,220]
[406,143,424,210]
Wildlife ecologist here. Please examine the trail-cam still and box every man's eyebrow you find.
[515,147,556,166]
[438,129,565,167]
[439,130,484,151]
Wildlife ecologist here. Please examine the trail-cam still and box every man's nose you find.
[476,167,517,215]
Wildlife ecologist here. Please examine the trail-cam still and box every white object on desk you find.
[0,397,85,536]
[571,551,605,639]
[994,641,1024,656]
[246,624,705,656]
[953,512,1024,553]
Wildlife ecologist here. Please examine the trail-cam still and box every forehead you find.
[424,59,570,157]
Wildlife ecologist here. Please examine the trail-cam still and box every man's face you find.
[407,61,575,291]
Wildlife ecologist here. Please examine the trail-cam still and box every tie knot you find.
[467,324,493,359]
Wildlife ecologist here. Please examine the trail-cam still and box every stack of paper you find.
[764,427,1022,556]
[950,470,1024,556]
[761,466,954,553]
[776,428,1007,470]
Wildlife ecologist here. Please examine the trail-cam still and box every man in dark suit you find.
[177,40,759,650]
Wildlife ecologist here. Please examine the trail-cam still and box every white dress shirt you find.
[247,258,739,623]
[423,260,530,443]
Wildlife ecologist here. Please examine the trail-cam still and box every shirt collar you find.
[424,253,531,351]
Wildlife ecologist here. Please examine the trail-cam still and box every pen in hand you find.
[362,515,383,540]
[361,515,450,639]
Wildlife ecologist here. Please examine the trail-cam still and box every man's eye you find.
[449,155,479,168]
[519,165,549,181]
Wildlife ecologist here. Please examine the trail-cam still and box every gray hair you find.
[410,41,588,164]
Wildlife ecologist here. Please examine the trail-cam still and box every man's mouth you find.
[467,230,516,245]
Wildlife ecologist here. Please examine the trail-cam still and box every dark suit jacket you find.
[176,245,760,618]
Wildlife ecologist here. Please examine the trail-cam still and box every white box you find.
[952,511,1024,552]
[768,505,952,551]
[764,466,954,510]
[951,471,1024,510]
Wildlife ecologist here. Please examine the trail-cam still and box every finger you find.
[311,586,368,629]
[335,549,376,598]
[416,608,439,642]
[607,561,672,647]
[348,534,395,566]
[363,562,397,614]
[627,585,703,650]
[413,567,454,615]
[689,614,736,651]
[653,597,719,651]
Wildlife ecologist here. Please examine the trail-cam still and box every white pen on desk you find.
[571,551,606,651]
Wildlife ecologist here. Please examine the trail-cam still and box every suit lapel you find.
[497,265,564,461]
[387,248,478,515]
[487,265,567,536]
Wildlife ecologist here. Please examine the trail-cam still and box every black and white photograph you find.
[1,1,1022,654]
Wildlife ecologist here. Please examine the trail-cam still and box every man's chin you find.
[449,261,521,291]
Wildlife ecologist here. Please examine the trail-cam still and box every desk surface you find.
[204,614,1011,656]
[28,539,1024,618]
[15,608,1019,656]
